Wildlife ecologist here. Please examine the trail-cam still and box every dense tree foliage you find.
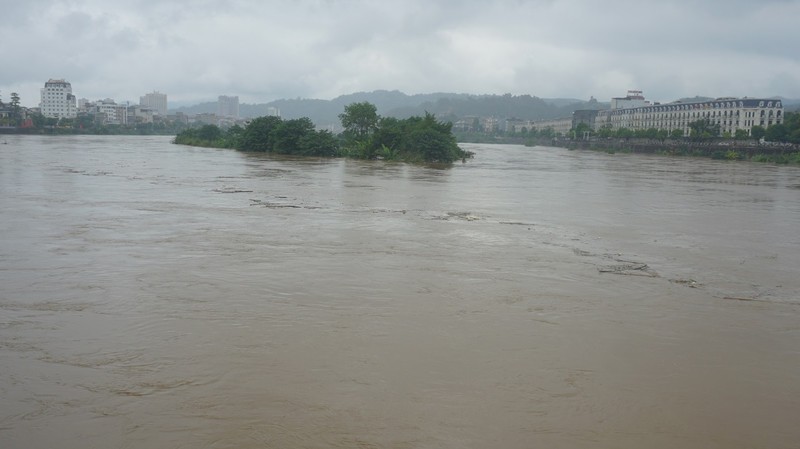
[688,119,721,141]
[174,102,468,163]
[338,102,378,140]
[9,92,21,125]
[175,115,339,157]
[341,108,468,163]
[240,116,281,151]
[750,125,766,141]
[757,112,800,143]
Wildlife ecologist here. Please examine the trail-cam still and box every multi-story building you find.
[480,116,500,133]
[217,95,239,118]
[505,118,536,133]
[532,117,573,136]
[193,113,219,125]
[96,98,122,125]
[39,79,77,118]
[139,91,168,116]
[594,94,784,137]
[82,98,128,125]
[609,90,649,110]
[453,116,480,132]
[128,105,156,124]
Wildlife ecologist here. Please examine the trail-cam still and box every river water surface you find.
[1,135,799,449]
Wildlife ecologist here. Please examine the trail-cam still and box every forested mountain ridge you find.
[173,90,608,126]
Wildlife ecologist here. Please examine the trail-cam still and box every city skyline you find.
[2,0,799,109]
[6,79,797,114]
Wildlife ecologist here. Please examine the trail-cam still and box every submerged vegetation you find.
[174,102,471,164]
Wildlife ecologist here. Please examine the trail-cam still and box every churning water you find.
[1,135,799,448]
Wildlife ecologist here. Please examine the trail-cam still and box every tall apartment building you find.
[217,95,239,118]
[40,79,77,118]
[139,91,168,116]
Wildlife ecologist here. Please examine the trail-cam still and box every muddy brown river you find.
[1,135,799,448]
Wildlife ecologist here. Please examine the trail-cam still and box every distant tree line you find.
[174,101,471,163]
[175,116,339,156]
[171,90,605,126]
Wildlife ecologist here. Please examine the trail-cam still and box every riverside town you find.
[2,80,799,163]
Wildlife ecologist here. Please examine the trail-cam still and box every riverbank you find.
[546,138,800,164]
[0,125,184,136]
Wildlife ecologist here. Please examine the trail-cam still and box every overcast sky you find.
[2,0,799,108]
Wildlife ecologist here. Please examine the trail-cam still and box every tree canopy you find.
[340,107,467,163]
[174,102,469,163]
[339,102,378,140]
[175,115,338,157]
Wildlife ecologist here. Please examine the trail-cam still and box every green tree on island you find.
[174,101,470,163]
[339,101,379,141]
[240,116,282,151]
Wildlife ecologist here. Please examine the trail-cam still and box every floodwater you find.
[1,135,799,449]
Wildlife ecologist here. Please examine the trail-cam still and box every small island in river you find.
[173,101,473,164]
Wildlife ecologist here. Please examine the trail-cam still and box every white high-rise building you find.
[217,95,239,118]
[139,91,168,115]
[40,79,77,118]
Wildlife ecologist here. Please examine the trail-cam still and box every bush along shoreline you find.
[174,102,473,164]
[550,138,800,164]
[524,113,800,165]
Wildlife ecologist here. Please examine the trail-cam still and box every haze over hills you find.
[173,90,800,127]
[173,90,609,127]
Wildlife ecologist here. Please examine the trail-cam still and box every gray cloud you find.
[2,0,798,108]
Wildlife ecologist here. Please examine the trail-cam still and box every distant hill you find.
[671,96,714,104]
[386,94,607,123]
[172,90,609,127]
[778,98,800,111]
